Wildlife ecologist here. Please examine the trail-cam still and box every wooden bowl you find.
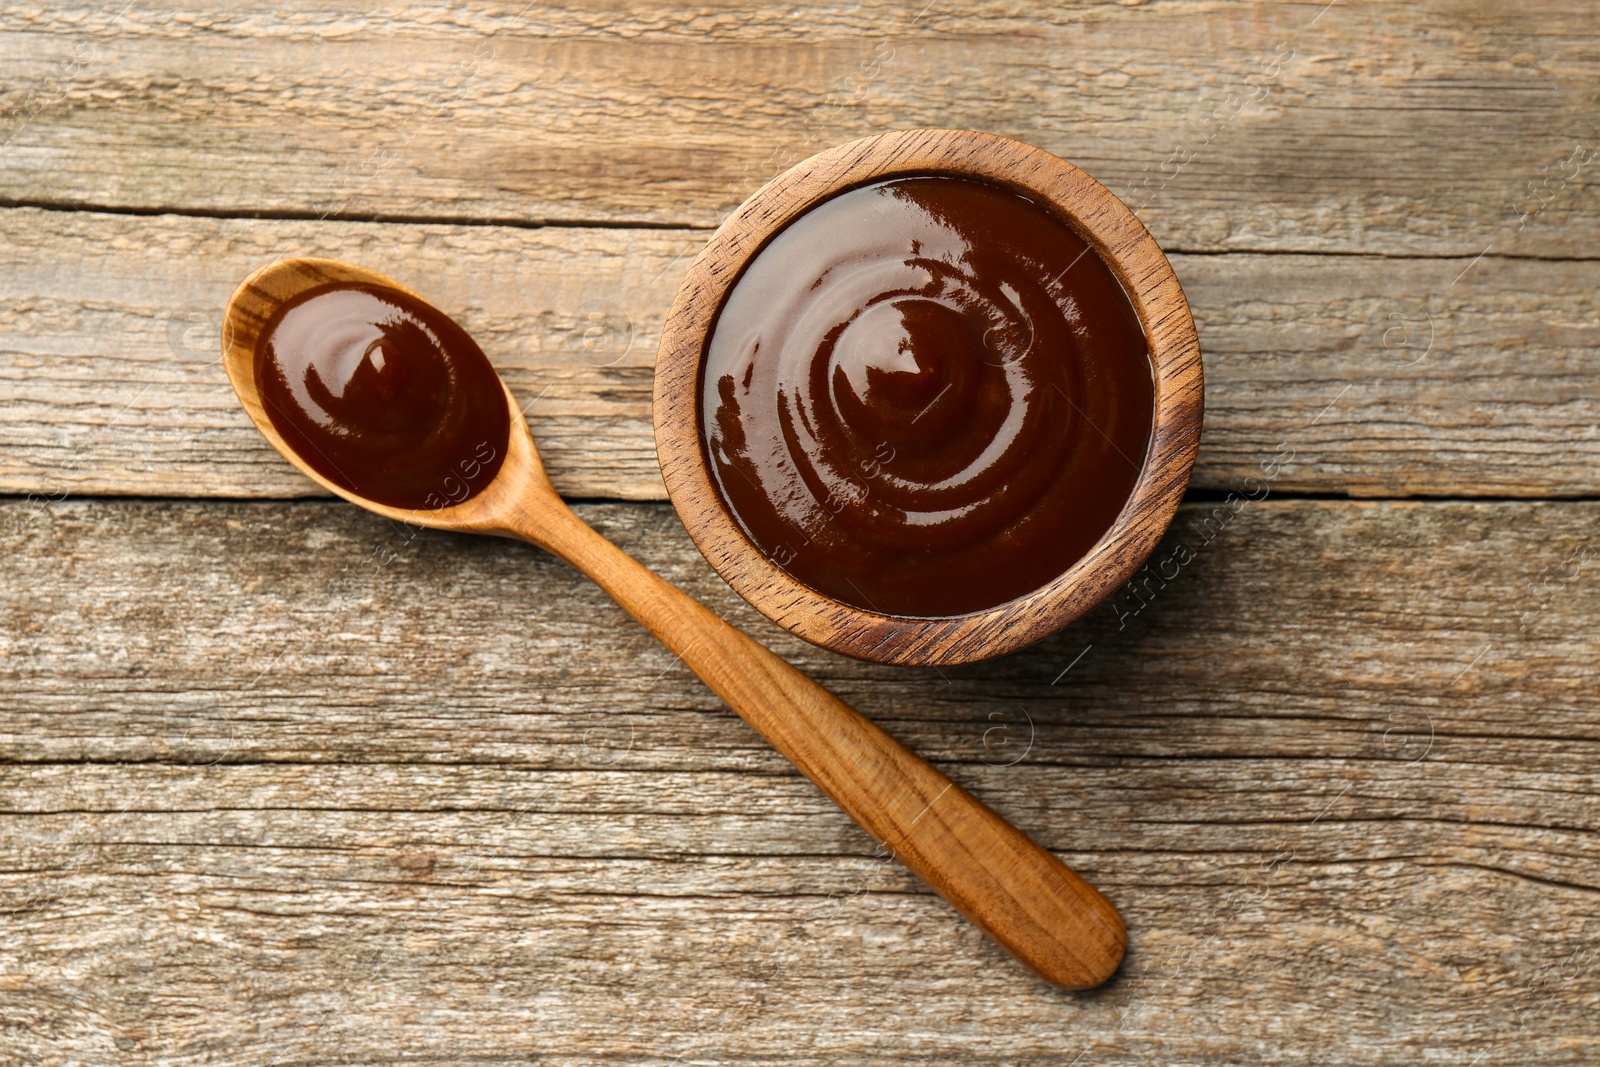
[654,129,1203,666]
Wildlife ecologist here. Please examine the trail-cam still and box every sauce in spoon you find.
[254,281,510,510]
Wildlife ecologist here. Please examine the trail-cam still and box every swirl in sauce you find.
[701,176,1154,618]
[255,282,510,510]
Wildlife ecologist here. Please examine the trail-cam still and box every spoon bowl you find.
[222,257,555,537]
[222,255,1128,990]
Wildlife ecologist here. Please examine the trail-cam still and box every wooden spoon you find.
[221,256,1127,990]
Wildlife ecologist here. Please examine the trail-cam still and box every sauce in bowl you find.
[254,281,510,510]
[700,175,1154,618]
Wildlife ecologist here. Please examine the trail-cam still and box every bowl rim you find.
[653,128,1203,666]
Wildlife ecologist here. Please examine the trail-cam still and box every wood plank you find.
[0,207,683,501]
[2,1,1598,255]
[3,207,1597,500]
[2,762,1598,1065]
[3,497,1599,1062]
[3,498,1597,772]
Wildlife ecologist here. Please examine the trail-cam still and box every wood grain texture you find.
[6,0,1600,1059]
[654,129,1201,666]
[3,206,1598,501]
[2,1,1599,256]
[0,206,684,501]
[3,496,1599,1062]
[6,497,1598,777]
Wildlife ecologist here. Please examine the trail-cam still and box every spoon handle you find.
[516,502,1125,989]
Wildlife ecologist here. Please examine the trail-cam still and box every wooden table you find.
[3,2,1597,1063]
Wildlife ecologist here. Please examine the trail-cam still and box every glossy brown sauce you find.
[255,281,510,510]
[701,176,1154,617]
